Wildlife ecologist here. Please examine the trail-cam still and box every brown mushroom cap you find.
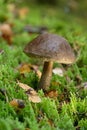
[0,24,12,36]
[24,33,75,64]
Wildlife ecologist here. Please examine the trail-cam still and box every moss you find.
[0,1,87,129]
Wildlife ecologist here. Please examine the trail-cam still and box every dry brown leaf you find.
[45,90,58,98]
[35,70,42,79]
[17,63,31,74]
[9,99,25,109]
[52,67,64,76]
[29,64,38,70]
[29,64,42,78]
[28,94,41,103]
[0,23,13,45]
[17,82,41,103]
[17,81,31,91]
[17,63,42,78]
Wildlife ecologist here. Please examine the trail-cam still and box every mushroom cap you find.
[0,24,12,36]
[24,33,75,64]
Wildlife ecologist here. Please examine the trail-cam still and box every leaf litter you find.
[52,67,64,77]
[17,81,41,103]
[17,63,42,78]
[9,99,25,109]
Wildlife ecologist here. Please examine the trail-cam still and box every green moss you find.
[0,1,87,129]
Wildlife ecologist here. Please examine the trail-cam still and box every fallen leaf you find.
[0,23,13,45]
[10,99,25,109]
[17,63,42,78]
[17,63,31,74]
[52,68,64,76]
[17,81,31,91]
[35,70,42,79]
[26,90,41,103]
[17,81,41,103]
[45,90,58,98]
[29,64,38,70]
[29,64,42,78]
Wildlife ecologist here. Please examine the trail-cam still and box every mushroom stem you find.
[38,61,53,91]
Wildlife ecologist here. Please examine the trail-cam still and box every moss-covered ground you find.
[0,1,87,130]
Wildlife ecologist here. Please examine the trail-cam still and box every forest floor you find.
[0,1,87,130]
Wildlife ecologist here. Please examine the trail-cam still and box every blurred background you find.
[1,0,87,20]
[34,0,87,18]
[0,0,87,47]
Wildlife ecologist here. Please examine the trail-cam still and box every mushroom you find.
[24,33,75,91]
[0,23,13,45]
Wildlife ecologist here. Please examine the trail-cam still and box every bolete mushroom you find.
[24,33,75,91]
